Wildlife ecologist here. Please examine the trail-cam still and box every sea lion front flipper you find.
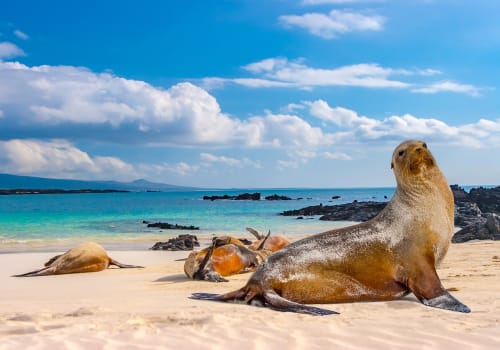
[108,259,144,269]
[44,254,62,267]
[421,292,471,313]
[405,255,470,313]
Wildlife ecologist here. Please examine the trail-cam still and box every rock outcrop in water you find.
[203,193,261,201]
[280,201,387,222]
[143,221,200,230]
[280,185,500,243]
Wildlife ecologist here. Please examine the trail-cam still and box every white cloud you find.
[306,99,500,148]
[412,81,481,97]
[200,152,260,168]
[224,58,411,89]
[204,58,479,96]
[0,42,25,59]
[0,60,345,151]
[14,30,29,40]
[279,9,384,39]
[323,151,353,160]
[0,139,136,180]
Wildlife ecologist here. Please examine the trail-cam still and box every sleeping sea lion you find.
[246,228,290,252]
[191,140,471,315]
[184,233,272,282]
[13,242,143,277]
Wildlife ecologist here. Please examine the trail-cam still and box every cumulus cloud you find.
[14,30,29,40]
[279,9,384,39]
[412,81,481,97]
[0,139,136,180]
[0,60,341,150]
[306,99,500,148]
[0,42,25,59]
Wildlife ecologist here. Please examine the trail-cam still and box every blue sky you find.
[1,0,499,188]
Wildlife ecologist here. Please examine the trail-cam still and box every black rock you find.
[452,214,500,243]
[265,194,292,200]
[203,192,261,201]
[280,201,387,222]
[150,234,200,251]
[144,221,199,230]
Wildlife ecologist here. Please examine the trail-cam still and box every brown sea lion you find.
[13,242,143,277]
[184,233,272,282]
[246,227,290,252]
[191,140,471,315]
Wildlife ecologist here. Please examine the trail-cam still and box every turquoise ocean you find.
[0,188,397,252]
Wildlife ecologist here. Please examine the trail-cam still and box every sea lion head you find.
[391,140,438,184]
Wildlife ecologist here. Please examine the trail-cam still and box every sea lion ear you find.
[391,162,394,169]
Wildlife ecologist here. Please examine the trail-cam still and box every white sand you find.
[1,241,499,349]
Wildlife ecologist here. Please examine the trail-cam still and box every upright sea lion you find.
[13,242,143,277]
[191,140,471,315]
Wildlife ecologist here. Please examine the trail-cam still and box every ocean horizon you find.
[0,185,491,253]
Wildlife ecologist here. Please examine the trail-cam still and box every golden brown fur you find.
[191,140,470,315]
[13,242,143,277]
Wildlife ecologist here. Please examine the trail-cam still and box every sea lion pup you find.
[191,140,471,315]
[184,233,272,282]
[13,242,143,277]
[246,227,290,252]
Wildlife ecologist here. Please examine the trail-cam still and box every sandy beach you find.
[1,240,499,349]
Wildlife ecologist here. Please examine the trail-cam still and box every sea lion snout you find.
[392,140,436,176]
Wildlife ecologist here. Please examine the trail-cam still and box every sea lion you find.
[184,233,273,282]
[246,227,290,252]
[13,242,143,277]
[191,140,471,315]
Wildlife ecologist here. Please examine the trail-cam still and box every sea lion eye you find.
[398,150,405,157]
[422,143,427,149]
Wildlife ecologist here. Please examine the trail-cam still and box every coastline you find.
[1,241,499,349]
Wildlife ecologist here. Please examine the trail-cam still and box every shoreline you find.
[1,241,499,349]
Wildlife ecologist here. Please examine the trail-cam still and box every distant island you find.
[0,189,129,195]
[0,173,200,192]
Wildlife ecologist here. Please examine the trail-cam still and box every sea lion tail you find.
[108,259,144,269]
[12,266,55,277]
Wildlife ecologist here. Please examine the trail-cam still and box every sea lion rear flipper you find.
[108,259,144,269]
[246,227,264,240]
[12,266,55,277]
[263,290,339,316]
[190,289,338,316]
